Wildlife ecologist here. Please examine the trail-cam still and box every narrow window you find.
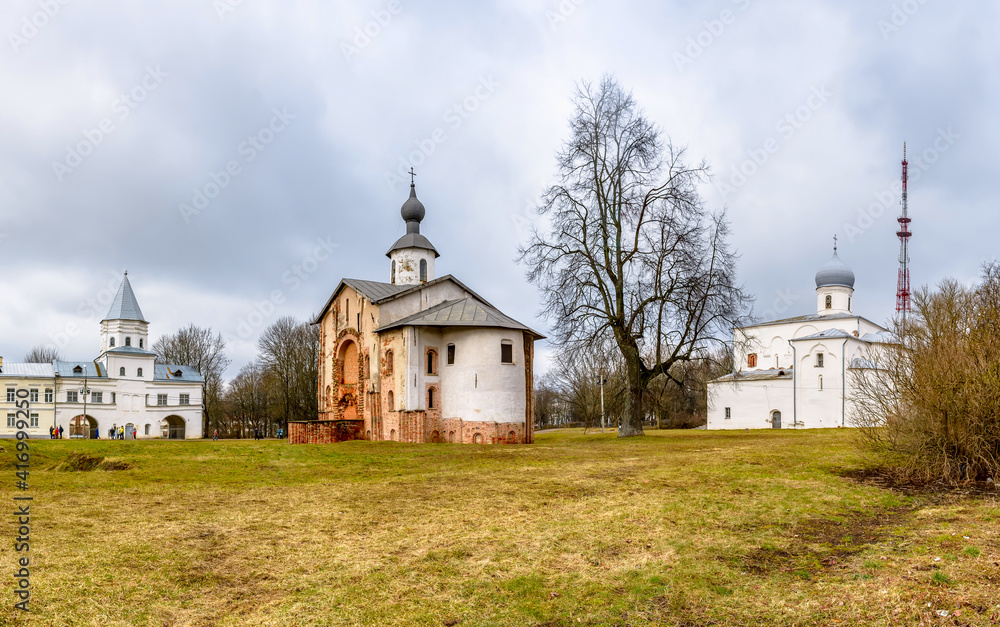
[357,313,361,330]
[848,297,852,311]
[428,387,435,409]
[501,341,514,364]
[427,350,437,374]
[819,375,824,391]
[385,350,394,376]
[387,390,395,411]
[137,368,143,377]
[139,339,143,348]
[725,407,731,419]
[419,259,427,282]
[119,367,126,376]
[825,295,832,309]
[111,392,116,403]
[6,413,14,428]
[747,353,757,368]
[775,355,779,368]
[145,424,150,435]
[816,353,824,368]
[346,300,350,320]
[110,337,115,347]
[391,260,396,284]
[447,344,455,365]
[125,337,131,346]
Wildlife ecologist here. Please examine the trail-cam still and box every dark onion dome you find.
[400,183,425,222]
[815,250,856,289]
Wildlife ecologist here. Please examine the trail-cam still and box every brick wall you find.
[288,420,364,444]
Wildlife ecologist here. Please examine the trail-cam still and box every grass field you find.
[2,429,999,626]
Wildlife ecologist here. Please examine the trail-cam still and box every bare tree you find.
[152,325,230,438]
[519,76,751,437]
[224,361,273,438]
[24,345,61,363]
[257,316,319,432]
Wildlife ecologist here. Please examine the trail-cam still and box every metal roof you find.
[712,369,794,383]
[105,346,158,357]
[377,297,545,337]
[386,232,439,257]
[815,250,856,288]
[750,312,859,328]
[103,274,148,322]
[53,361,106,378]
[0,363,55,378]
[154,364,204,383]
[792,329,855,342]
[342,279,412,303]
[314,275,500,324]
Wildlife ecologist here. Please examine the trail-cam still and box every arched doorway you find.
[161,415,186,439]
[340,341,359,385]
[771,410,782,429]
[508,430,517,444]
[70,415,98,439]
[430,430,440,443]
[473,433,483,444]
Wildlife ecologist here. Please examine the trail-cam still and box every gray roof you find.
[792,328,855,342]
[386,232,439,257]
[860,331,898,344]
[0,362,55,378]
[815,250,856,289]
[103,274,147,323]
[314,275,499,323]
[748,312,877,329]
[154,364,204,383]
[712,369,793,383]
[377,297,545,337]
[53,361,107,378]
[105,346,158,357]
[849,358,878,369]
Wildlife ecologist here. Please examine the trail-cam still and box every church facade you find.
[0,274,205,439]
[706,246,891,430]
[290,183,543,445]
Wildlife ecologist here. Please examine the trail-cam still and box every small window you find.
[139,338,143,348]
[144,424,150,435]
[825,295,832,309]
[391,260,396,284]
[5,388,14,402]
[6,413,14,428]
[747,353,757,368]
[419,259,427,282]
[73,365,83,374]
[427,349,437,375]
[819,375,824,391]
[848,297,852,311]
[29,389,38,403]
[428,387,435,409]
[110,337,116,347]
[816,353,824,368]
[179,394,190,405]
[111,392,116,403]
[92,392,103,403]
[137,368,143,377]
[447,344,455,365]
[385,350,394,376]
[44,389,53,403]
[157,394,167,406]
[119,367,126,376]
[725,407,731,419]
[387,390,395,411]
[29,413,38,428]
[67,391,78,403]
[125,337,131,346]
[501,341,514,364]
[346,300,350,320]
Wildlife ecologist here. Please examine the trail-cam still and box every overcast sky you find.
[1,0,996,377]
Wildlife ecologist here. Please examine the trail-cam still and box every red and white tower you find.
[895,143,911,321]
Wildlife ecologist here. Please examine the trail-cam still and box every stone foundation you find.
[288,420,364,444]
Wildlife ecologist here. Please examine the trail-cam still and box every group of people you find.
[48,425,64,439]
[108,424,136,440]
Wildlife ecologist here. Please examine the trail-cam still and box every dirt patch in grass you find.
[739,507,912,576]
[840,467,1000,497]
[52,452,134,472]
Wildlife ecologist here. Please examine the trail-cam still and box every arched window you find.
[387,390,395,411]
[747,353,757,368]
[385,350,394,376]
[427,349,437,375]
[110,337,115,347]
[419,259,427,282]
[346,299,350,320]
[139,339,143,348]
[501,340,514,364]
[325,385,331,406]
[125,337,131,346]
[391,260,396,284]
[390,429,396,441]
[825,295,832,309]
[427,387,436,409]
[848,297,852,311]
[119,367,125,376]
[775,355,779,368]
[137,368,143,377]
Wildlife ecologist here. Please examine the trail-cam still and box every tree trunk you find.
[619,348,645,437]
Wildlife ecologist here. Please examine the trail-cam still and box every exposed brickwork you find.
[288,419,364,444]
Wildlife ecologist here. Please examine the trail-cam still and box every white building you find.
[0,274,205,439]
[297,181,545,444]
[707,245,892,430]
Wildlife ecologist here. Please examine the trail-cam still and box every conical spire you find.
[103,272,147,322]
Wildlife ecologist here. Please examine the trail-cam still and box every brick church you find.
[289,182,543,444]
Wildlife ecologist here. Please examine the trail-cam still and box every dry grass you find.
[2,429,999,626]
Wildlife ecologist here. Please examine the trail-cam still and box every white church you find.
[706,244,892,429]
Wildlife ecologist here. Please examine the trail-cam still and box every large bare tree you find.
[24,345,61,363]
[257,316,319,431]
[520,76,750,437]
[152,324,230,437]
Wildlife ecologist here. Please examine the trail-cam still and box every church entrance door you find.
[771,411,781,429]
